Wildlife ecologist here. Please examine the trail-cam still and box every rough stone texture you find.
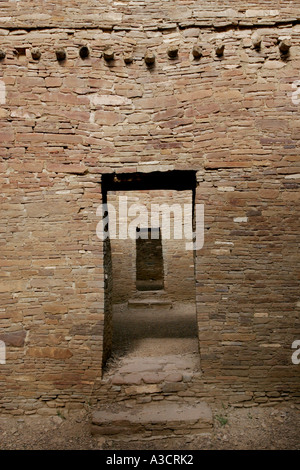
[91,401,213,437]
[0,330,26,347]
[0,2,299,414]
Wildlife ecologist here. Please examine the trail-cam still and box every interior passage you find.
[111,302,199,359]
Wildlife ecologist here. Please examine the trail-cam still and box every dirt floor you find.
[0,404,299,450]
[1,303,299,450]
[111,302,199,358]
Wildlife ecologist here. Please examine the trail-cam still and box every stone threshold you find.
[91,401,213,438]
[128,299,173,309]
[102,354,201,386]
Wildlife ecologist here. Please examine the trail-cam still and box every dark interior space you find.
[136,227,164,291]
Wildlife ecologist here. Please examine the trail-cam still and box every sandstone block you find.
[123,53,133,64]
[165,373,183,382]
[44,304,68,315]
[161,383,187,393]
[279,39,291,54]
[192,45,202,59]
[31,48,41,60]
[103,48,114,61]
[0,330,26,347]
[46,163,88,174]
[94,111,125,126]
[111,374,142,385]
[45,77,62,87]
[144,50,155,66]
[142,373,165,384]
[167,46,178,59]
[27,347,73,360]
[125,385,160,395]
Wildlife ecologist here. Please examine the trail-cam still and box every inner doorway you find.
[136,227,164,291]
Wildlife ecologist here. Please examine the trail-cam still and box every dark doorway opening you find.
[101,170,199,374]
[136,227,164,291]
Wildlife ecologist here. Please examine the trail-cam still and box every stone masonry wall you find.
[0,2,299,413]
[195,168,299,399]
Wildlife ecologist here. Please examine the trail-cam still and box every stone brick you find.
[161,383,187,393]
[11,162,44,173]
[27,348,73,359]
[90,94,131,107]
[94,111,125,125]
[0,330,26,347]
[0,281,27,293]
[125,385,160,395]
[0,131,14,142]
[165,373,183,382]
[44,304,68,315]
[46,163,88,174]
[142,373,165,384]
[177,89,213,102]
[45,77,62,87]
[221,334,256,342]
[112,374,142,385]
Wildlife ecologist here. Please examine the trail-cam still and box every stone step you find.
[128,299,172,309]
[91,401,212,438]
[105,354,200,386]
[133,289,168,298]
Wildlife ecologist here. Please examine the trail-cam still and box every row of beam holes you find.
[0,38,292,66]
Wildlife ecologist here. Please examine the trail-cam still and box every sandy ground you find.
[111,302,199,359]
[0,404,299,450]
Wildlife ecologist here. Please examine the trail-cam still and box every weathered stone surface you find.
[167,45,179,59]
[0,330,26,347]
[94,111,125,125]
[91,402,212,436]
[125,385,160,395]
[46,163,88,174]
[144,50,155,66]
[165,373,183,383]
[252,32,262,49]
[111,374,142,385]
[55,48,66,61]
[192,45,202,59]
[27,348,73,359]
[123,53,133,64]
[90,94,131,107]
[44,304,68,315]
[70,322,103,335]
[31,48,41,60]
[103,48,114,61]
[142,373,165,384]
[279,39,291,54]
[161,382,187,393]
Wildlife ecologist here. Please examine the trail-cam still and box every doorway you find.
[136,227,164,291]
[101,171,200,375]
